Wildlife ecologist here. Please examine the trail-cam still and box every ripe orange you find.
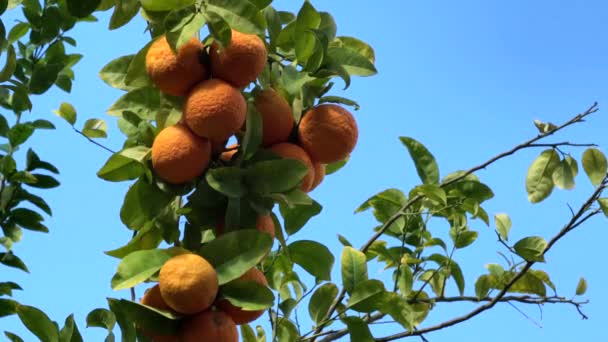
[269,143,315,192]
[219,143,239,162]
[217,268,269,325]
[158,254,219,315]
[255,215,275,240]
[183,78,247,142]
[145,36,208,97]
[297,104,358,164]
[180,310,238,342]
[141,284,172,312]
[254,89,294,147]
[309,162,326,191]
[209,30,267,88]
[151,124,212,184]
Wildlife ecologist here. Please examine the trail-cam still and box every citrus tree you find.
[1,0,606,341]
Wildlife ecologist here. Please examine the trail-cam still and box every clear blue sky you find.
[3,0,608,341]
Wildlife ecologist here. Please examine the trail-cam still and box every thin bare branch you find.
[73,127,115,154]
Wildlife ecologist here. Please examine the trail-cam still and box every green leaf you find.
[410,184,447,205]
[241,103,263,161]
[449,228,478,249]
[510,271,546,296]
[97,147,149,182]
[565,155,579,176]
[576,277,587,296]
[109,0,140,30]
[475,274,496,299]
[107,298,179,335]
[29,62,63,94]
[318,96,360,110]
[206,167,246,198]
[107,87,160,119]
[86,309,115,331]
[205,10,232,47]
[104,223,163,259]
[278,200,322,235]
[325,157,348,175]
[199,230,272,285]
[219,278,274,310]
[598,198,608,218]
[67,0,101,18]
[308,282,338,324]
[582,148,607,187]
[343,316,374,342]
[287,240,334,282]
[0,45,16,82]
[294,1,321,69]
[397,264,414,296]
[275,318,299,342]
[332,36,375,63]
[0,252,28,272]
[552,158,575,190]
[0,298,18,318]
[347,279,386,313]
[81,119,108,138]
[8,123,34,147]
[24,174,60,189]
[17,305,60,342]
[341,247,368,295]
[495,213,512,241]
[0,282,22,297]
[4,332,24,342]
[120,179,174,230]
[106,299,134,342]
[325,46,377,77]
[206,0,265,34]
[10,208,47,232]
[400,137,439,185]
[513,236,547,262]
[379,292,415,331]
[99,55,136,90]
[141,0,194,11]
[240,325,256,342]
[110,249,172,290]
[245,159,309,194]
[59,314,83,342]
[526,149,560,203]
[7,23,29,43]
[52,102,77,126]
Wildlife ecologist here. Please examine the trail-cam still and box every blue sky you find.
[3,0,608,341]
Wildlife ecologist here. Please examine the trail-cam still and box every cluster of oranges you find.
[141,28,359,340]
[140,253,270,341]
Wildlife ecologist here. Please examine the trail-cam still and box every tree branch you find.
[73,127,115,154]
[311,102,600,341]
[375,177,605,341]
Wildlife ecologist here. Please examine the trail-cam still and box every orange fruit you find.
[254,89,294,147]
[255,215,275,240]
[215,214,275,241]
[217,268,269,325]
[158,254,219,315]
[145,35,208,97]
[141,284,172,312]
[183,78,247,142]
[309,162,326,191]
[297,104,358,164]
[209,29,267,88]
[269,143,315,192]
[180,310,238,342]
[151,124,212,184]
[219,143,239,162]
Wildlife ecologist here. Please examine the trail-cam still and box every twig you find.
[528,142,597,148]
[316,295,588,341]
[507,302,543,328]
[73,127,115,154]
[314,103,600,341]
